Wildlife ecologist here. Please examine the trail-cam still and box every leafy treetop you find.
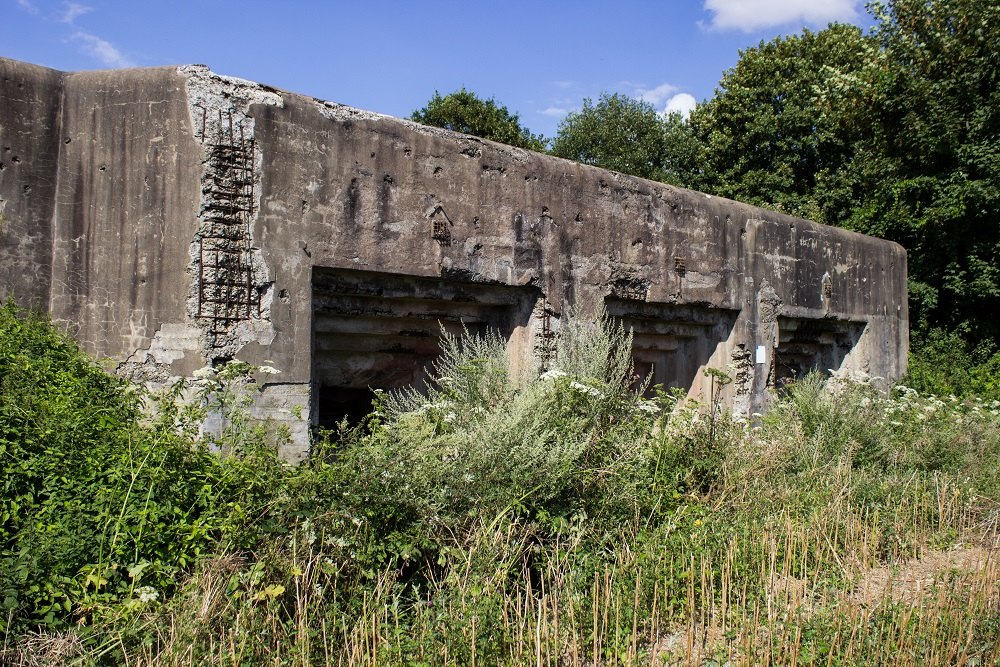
[410,88,547,152]
[551,93,701,185]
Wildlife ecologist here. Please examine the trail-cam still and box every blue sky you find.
[5,0,874,137]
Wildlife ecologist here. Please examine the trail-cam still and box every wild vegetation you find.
[2,302,998,665]
[409,0,1000,391]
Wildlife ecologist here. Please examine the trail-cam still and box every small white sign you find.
[755,345,767,365]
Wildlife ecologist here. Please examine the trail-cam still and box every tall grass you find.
[2,302,998,665]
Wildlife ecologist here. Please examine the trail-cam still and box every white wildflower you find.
[136,586,158,603]
[637,400,659,414]
[569,381,601,397]
[540,369,567,380]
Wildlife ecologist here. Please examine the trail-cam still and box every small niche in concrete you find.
[312,268,539,427]
[605,297,738,393]
[774,317,866,387]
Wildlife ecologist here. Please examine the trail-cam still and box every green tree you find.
[552,93,701,185]
[688,24,873,224]
[846,0,1000,343]
[411,88,547,152]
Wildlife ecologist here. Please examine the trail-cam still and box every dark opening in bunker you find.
[312,268,539,427]
[774,317,866,388]
[605,297,738,394]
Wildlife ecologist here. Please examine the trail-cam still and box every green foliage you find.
[410,88,547,151]
[845,0,1000,343]
[689,24,873,223]
[0,303,289,633]
[552,93,701,184]
[906,328,1000,399]
[4,303,1000,665]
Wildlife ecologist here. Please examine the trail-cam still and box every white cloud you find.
[635,83,679,107]
[703,0,861,32]
[60,1,92,23]
[664,93,697,119]
[16,0,38,13]
[72,31,135,68]
[540,107,569,118]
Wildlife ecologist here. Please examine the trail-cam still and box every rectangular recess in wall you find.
[774,317,866,387]
[605,297,738,393]
[312,267,538,426]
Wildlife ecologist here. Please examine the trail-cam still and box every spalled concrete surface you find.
[0,56,909,458]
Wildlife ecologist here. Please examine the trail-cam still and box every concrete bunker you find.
[0,57,909,458]
[311,268,540,426]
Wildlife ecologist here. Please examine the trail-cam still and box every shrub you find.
[0,303,278,632]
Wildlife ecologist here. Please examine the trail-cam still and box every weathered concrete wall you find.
[0,56,908,458]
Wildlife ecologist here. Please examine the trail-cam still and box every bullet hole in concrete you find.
[99,165,107,172]
[370,152,376,158]
[11,156,19,163]
[574,212,583,222]
[383,173,393,184]
[311,267,537,427]
[301,200,308,213]
[632,239,643,247]
[403,147,412,157]
[279,288,289,303]
[433,166,442,174]
[472,216,480,227]
[64,138,71,144]
[22,185,31,195]
[0,163,5,171]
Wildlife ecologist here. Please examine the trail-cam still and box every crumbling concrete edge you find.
[180,65,283,362]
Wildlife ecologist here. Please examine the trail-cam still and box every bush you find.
[907,328,1000,400]
[0,303,284,632]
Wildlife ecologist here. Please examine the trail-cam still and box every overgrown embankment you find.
[2,302,998,666]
